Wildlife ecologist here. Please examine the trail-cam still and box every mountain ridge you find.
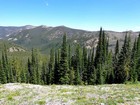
[0,25,139,53]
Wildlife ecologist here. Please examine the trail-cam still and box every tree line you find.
[0,28,140,85]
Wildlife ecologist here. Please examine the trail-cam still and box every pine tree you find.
[0,60,7,84]
[130,39,138,82]
[74,44,82,85]
[2,45,10,83]
[24,65,29,83]
[106,51,114,84]
[36,50,41,84]
[113,40,119,82]
[59,34,70,84]
[98,64,104,84]
[48,48,55,84]
[54,50,59,84]
[88,48,96,85]
[20,69,26,83]
[41,61,47,84]
[68,45,71,69]
[87,49,92,84]
[69,67,75,85]
[136,33,140,81]
[30,48,37,84]
[116,34,131,83]
[94,28,108,84]
[9,63,14,83]
[94,28,103,68]
[82,46,88,84]
[11,57,21,82]
[27,58,32,83]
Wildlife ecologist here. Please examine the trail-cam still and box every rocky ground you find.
[0,83,140,105]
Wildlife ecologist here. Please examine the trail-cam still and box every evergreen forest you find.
[0,28,140,85]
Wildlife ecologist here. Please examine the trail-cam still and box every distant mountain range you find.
[0,25,139,53]
[0,25,35,38]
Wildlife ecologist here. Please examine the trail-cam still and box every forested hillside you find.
[3,25,138,54]
[0,28,140,85]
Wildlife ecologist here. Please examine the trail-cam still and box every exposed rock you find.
[8,47,25,52]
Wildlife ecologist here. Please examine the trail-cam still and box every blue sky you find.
[0,0,140,31]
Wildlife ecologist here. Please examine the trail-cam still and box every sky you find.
[0,0,140,31]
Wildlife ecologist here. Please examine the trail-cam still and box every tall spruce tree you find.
[68,45,71,69]
[27,58,32,83]
[2,45,9,83]
[41,61,47,84]
[136,33,140,81]
[0,60,6,84]
[113,40,119,82]
[59,34,70,84]
[9,63,14,83]
[30,49,37,84]
[106,51,114,84]
[20,69,26,83]
[54,50,59,84]
[116,34,131,83]
[82,46,88,84]
[48,48,55,84]
[74,44,83,85]
[36,50,41,84]
[11,57,20,82]
[94,28,108,84]
[69,67,75,85]
[88,48,97,85]
[94,28,103,68]
[130,39,138,82]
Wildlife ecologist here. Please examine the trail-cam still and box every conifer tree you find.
[11,58,21,82]
[41,61,47,84]
[9,64,14,83]
[30,48,37,84]
[88,48,96,85]
[20,69,26,83]
[113,40,119,82]
[36,50,41,84]
[136,33,140,81]
[130,39,138,82]
[94,28,103,68]
[68,45,71,69]
[0,60,6,84]
[106,51,114,83]
[82,46,88,84]
[94,28,108,84]
[54,50,59,84]
[48,48,55,84]
[69,67,75,85]
[27,58,32,83]
[87,49,92,84]
[59,34,70,84]
[116,34,131,83]
[98,64,104,84]
[24,65,29,83]
[74,44,82,85]
[2,45,9,83]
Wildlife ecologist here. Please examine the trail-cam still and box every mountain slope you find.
[0,40,30,61]
[2,25,140,53]
[0,25,36,38]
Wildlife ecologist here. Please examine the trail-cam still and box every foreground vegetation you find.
[0,83,140,105]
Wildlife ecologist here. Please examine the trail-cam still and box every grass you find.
[0,83,140,105]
